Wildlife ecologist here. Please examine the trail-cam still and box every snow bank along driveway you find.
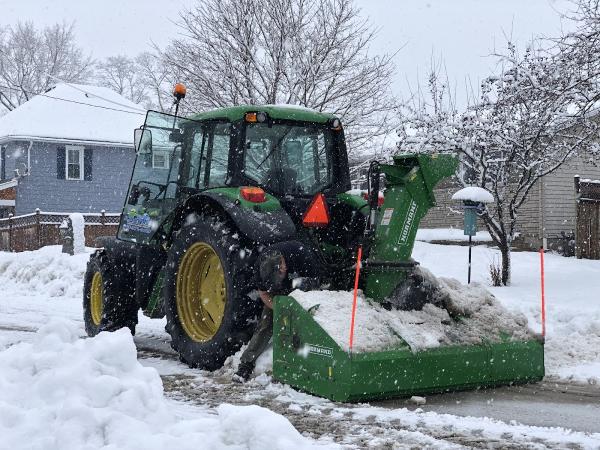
[0,319,335,450]
[0,247,337,450]
[1,244,600,449]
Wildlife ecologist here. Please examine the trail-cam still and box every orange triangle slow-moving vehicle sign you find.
[302,193,330,227]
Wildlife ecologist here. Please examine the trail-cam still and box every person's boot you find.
[233,361,255,383]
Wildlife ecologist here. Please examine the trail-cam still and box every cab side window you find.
[204,122,231,188]
[186,129,207,189]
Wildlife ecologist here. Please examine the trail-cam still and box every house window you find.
[152,151,169,169]
[66,145,84,180]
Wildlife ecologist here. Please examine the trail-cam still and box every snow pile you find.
[0,246,90,298]
[221,344,275,380]
[69,213,86,254]
[293,290,403,352]
[413,241,600,383]
[0,318,334,450]
[292,270,535,352]
[451,186,494,203]
[434,272,534,343]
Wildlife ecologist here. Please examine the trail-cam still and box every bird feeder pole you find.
[451,187,494,285]
[463,200,479,284]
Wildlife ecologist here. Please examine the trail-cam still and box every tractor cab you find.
[118,105,351,245]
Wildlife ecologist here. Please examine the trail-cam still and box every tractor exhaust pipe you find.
[366,161,380,233]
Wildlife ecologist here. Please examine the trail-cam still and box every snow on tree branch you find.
[159,0,398,155]
[0,22,92,112]
[396,33,600,284]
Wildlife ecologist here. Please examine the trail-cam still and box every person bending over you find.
[234,241,319,382]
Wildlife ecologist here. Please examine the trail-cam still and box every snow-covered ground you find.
[0,249,337,450]
[1,243,599,449]
[416,227,492,242]
[0,320,327,450]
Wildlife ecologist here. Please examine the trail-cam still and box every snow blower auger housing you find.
[82,88,542,400]
[272,154,545,402]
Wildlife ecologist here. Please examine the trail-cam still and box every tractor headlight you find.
[256,111,267,123]
[245,111,269,123]
[330,118,342,130]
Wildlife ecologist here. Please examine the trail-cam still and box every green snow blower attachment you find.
[272,154,544,402]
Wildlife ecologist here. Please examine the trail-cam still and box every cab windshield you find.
[243,122,334,196]
[118,111,203,244]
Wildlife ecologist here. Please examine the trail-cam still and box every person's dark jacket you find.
[254,240,320,295]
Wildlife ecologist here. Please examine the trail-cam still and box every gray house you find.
[421,155,600,251]
[348,152,600,251]
[0,84,142,218]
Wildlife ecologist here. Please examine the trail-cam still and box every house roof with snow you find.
[0,84,145,147]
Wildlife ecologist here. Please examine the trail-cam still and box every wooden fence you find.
[0,210,120,252]
[575,178,600,259]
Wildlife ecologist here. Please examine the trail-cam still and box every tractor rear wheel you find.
[83,252,137,336]
[164,217,258,370]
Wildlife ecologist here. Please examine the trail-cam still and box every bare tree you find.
[160,0,397,154]
[0,21,92,112]
[135,52,177,112]
[398,45,599,285]
[95,55,148,105]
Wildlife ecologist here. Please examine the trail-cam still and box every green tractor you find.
[83,88,544,400]
[83,94,362,369]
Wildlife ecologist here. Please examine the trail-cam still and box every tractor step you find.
[272,295,544,402]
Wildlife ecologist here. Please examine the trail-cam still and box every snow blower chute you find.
[272,154,544,402]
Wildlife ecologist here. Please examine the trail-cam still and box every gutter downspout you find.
[26,140,33,175]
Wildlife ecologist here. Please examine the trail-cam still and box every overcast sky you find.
[0,0,572,104]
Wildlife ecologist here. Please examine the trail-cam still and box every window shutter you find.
[1,147,5,180]
[84,148,93,181]
[57,146,66,179]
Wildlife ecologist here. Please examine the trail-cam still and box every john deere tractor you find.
[84,87,543,399]
[84,92,363,368]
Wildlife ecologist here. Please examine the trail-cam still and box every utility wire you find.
[0,84,146,116]
[43,74,146,113]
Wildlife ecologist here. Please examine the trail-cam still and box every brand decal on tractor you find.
[398,200,417,244]
[123,213,152,234]
[380,208,394,226]
[307,344,333,357]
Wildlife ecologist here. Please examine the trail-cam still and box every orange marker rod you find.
[540,247,546,337]
[349,245,363,353]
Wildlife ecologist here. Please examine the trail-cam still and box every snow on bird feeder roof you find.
[452,187,494,203]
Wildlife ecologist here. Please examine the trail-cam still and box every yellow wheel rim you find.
[90,271,103,326]
[176,242,226,342]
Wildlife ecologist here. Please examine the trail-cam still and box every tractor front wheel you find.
[83,252,137,336]
[164,218,258,370]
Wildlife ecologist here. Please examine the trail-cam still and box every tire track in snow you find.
[0,325,595,448]
[134,341,596,449]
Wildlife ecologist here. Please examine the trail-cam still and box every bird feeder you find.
[451,187,494,283]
